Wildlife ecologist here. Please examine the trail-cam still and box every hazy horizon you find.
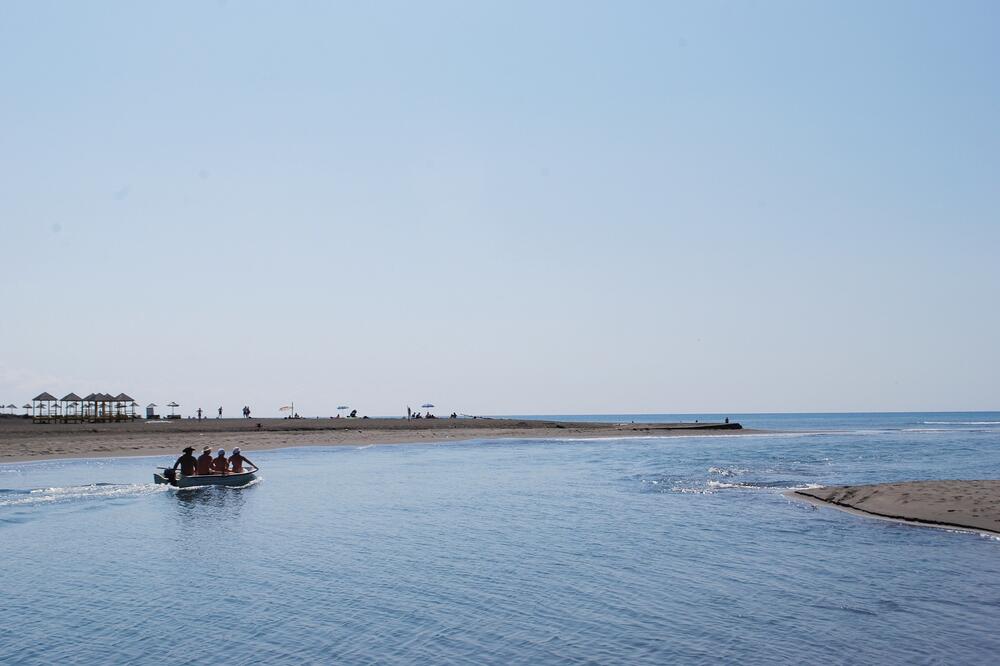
[2,2,998,417]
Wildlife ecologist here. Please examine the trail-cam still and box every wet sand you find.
[791,481,1000,536]
[0,416,752,463]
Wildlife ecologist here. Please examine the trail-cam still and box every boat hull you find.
[154,470,257,488]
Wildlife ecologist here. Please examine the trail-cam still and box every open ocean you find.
[2,412,1000,664]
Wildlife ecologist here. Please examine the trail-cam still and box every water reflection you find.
[167,482,258,535]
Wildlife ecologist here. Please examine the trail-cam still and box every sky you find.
[1,1,998,417]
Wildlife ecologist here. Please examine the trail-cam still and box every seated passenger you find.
[229,447,255,473]
[212,449,228,474]
[196,446,215,475]
[172,446,197,477]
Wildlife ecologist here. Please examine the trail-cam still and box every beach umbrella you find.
[421,403,434,409]
[167,401,179,416]
[22,403,30,415]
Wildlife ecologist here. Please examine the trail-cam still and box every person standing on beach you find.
[218,406,223,418]
[197,407,203,420]
[407,406,411,420]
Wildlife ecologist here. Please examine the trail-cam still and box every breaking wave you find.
[923,421,1000,426]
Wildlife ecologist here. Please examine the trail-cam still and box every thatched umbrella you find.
[22,403,30,416]
[167,401,179,417]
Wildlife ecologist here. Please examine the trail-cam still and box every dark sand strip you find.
[0,417,755,463]
[790,481,1000,536]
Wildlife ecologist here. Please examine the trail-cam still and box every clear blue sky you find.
[1,1,998,416]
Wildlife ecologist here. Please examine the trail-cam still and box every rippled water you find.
[3,414,1000,664]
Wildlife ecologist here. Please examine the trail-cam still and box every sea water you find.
[2,413,1000,664]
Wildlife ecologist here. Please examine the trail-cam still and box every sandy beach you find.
[791,481,1000,536]
[0,416,752,463]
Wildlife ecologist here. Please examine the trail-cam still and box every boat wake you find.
[0,482,170,508]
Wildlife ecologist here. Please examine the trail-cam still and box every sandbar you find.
[790,481,1000,536]
[0,416,755,464]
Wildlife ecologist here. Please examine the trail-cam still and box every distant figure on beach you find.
[349,409,357,418]
[450,412,457,419]
[196,446,214,475]
[197,408,203,420]
[172,446,197,477]
[407,406,411,420]
[218,407,223,419]
[212,449,228,474]
[242,406,250,418]
[229,447,255,473]
[725,417,729,424]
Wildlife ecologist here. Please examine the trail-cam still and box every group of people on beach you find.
[171,445,254,477]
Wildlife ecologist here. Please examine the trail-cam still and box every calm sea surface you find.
[2,412,1000,664]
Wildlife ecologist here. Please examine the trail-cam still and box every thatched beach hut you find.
[29,391,140,424]
[32,392,58,423]
[114,393,136,421]
[61,393,83,422]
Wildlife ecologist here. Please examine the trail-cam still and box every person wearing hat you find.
[196,446,215,475]
[228,447,255,474]
[212,449,229,474]
[171,446,198,478]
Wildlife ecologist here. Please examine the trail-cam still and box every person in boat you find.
[196,446,215,475]
[212,449,229,474]
[229,447,255,473]
[171,446,198,477]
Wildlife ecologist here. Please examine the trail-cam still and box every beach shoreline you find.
[788,481,1000,537]
[0,416,758,464]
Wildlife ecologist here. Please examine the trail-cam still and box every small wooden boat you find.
[154,466,258,488]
